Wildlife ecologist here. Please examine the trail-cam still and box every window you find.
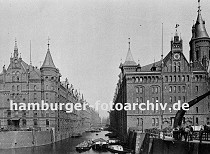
[196,86,199,92]
[187,75,190,82]
[170,96,172,103]
[207,118,210,125]
[34,112,38,117]
[34,85,36,90]
[196,117,198,125]
[46,93,48,99]
[152,97,155,103]
[34,119,38,126]
[196,107,198,113]
[169,76,172,82]
[7,110,11,117]
[174,96,176,102]
[22,119,26,126]
[17,85,19,91]
[140,97,143,103]
[156,118,159,126]
[46,113,49,117]
[177,62,181,72]
[152,87,154,93]
[46,85,48,90]
[174,62,176,72]
[136,87,139,93]
[12,85,15,91]
[174,86,176,93]
[165,76,168,82]
[137,118,140,126]
[182,75,185,82]
[177,75,180,82]
[174,76,176,82]
[182,86,186,93]
[140,77,143,82]
[155,87,158,93]
[136,97,139,103]
[152,118,155,126]
[34,93,37,100]
[183,96,186,102]
[139,87,143,93]
[178,96,181,101]
[12,76,15,82]
[169,86,172,93]
[46,119,49,127]
[22,111,26,117]
[178,86,181,93]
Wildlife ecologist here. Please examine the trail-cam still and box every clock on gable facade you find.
[173,53,180,60]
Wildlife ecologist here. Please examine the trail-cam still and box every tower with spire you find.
[171,28,183,53]
[40,38,60,101]
[189,0,210,67]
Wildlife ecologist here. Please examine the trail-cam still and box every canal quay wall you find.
[0,131,53,149]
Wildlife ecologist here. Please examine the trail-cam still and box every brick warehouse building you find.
[110,3,210,141]
[0,40,100,142]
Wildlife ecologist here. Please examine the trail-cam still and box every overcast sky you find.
[0,0,209,117]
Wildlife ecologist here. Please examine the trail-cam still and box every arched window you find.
[182,75,185,82]
[170,96,172,103]
[177,62,181,72]
[169,86,172,93]
[140,77,143,82]
[136,87,139,93]
[169,76,172,82]
[46,119,49,127]
[174,62,176,72]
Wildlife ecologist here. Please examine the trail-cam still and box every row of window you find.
[169,86,186,93]
[136,96,186,103]
[169,96,186,103]
[8,119,49,126]
[11,85,53,91]
[136,87,159,94]
[132,74,204,83]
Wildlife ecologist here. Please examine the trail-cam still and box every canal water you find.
[0,131,113,154]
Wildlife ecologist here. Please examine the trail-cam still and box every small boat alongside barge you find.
[75,140,92,152]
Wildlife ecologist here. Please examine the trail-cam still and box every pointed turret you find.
[123,38,137,66]
[194,1,209,38]
[189,1,210,64]
[120,38,138,74]
[41,40,56,68]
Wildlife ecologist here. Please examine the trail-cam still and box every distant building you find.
[0,40,99,141]
[110,3,210,141]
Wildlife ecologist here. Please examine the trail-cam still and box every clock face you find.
[174,53,180,60]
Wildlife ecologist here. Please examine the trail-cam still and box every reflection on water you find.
[0,131,113,154]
